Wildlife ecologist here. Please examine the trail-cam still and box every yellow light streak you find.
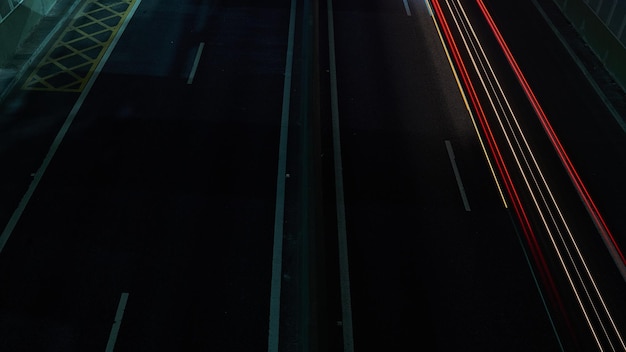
[449,0,626,348]
[425,0,508,209]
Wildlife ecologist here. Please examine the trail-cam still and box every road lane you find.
[0,0,143,253]
[0,91,78,228]
[434,0,626,349]
[1,0,625,350]
[0,0,292,350]
[331,0,561,349]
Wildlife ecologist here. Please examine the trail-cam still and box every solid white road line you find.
[268,0,297,351]
[187,42,205,84]
[327,0,355,351]
[445,140,471,211]
[403,0,412,16]
[105,292,129,352]
[0,0,143,253]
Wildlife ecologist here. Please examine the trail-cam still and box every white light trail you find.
[430,0,626,349]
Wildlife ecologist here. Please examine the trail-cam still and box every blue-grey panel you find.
[598,0,616,21]
[0,1,10,20]
[587,0,602,12]
[608,2,626,33]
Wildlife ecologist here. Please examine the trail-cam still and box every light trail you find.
[425,0,508,209]
[449,1,624,348]
[427,2,568,346]
[472,1,626,349]
[475,0,626,281]
[429,0,626,349]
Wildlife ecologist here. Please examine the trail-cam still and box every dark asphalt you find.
[0,0,625,351]
[332,0,560,350]
[1,0,289,350]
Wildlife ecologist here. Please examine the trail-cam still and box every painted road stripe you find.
[528,0,626,134]
[445,140,471,211]
[268,0,297,350]
[23,0,139,92]
[187,42,205,84]
[105,292,129,352]
[403,0,412,16]
[328,0,355,350]
[427,0,507,208]
[0,0,143,253]
[424,0,433,17]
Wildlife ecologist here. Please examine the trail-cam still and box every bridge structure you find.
[551,0,626,92]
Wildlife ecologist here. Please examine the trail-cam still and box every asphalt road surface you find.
[0,0,625,351]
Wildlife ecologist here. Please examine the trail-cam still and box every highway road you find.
[0,0,625,351]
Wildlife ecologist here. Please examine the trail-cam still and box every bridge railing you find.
[553,0,626,92]
[0,0,59,66]
[0,0,25,24]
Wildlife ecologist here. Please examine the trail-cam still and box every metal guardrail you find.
[0,0,24,24]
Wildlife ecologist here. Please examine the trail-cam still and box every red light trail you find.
[428,0,626,349]
[475,0,626,278]
[428,0,565,322]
